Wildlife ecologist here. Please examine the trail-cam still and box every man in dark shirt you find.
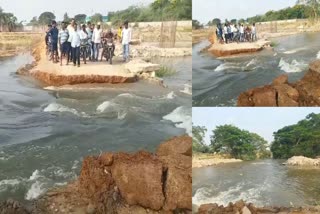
[48,20,59,63]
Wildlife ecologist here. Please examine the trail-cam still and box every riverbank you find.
[238,59,320,106]
[0,136,192,213]
[192,154,242,168]
[196,200,320,214]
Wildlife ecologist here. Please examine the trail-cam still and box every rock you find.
[156,135,192,157]
[125,59,161,74]
[238,59,320,106]
[208,40,270,57]
[198,203,218,214]
[78,156,114,200]
[285,156,320,167]
[99,153,114,166]
[273,74,288,85]
[252,87,277,106]
[160,154,192,211]
[242,206,251,214]
[86,203,96,214]
[111,151,165,210]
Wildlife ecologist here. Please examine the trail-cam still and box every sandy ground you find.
[192,155,242,168]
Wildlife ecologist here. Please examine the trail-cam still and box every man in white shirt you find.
[121,21,131,62]
[67,19,75,63]
[239,24,244,42]
[251,23,257,42]
[69,23,81,67]
[92,22,102,61]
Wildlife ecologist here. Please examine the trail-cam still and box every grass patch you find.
[270,41,278,47]
[156,66,176,78]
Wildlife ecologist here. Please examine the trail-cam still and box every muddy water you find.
[192,32,320,106]
[0,50,191,202]
[193,159,320,207]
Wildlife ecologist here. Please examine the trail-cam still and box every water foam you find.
[166,91,176,99]
[180,84,192,95]
[25,181,46,200]
[317,51,320,59]
[278,58,307,73]
[44,103,80,116]
[163,106,191,136]
[214,63,239,72]
[96,101,114,113]
[193,182,267,207]
[0,179,21,188]
[283,47,307,55]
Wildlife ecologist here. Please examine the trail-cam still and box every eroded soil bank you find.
[0,136,192,214]
[238,59,320,106]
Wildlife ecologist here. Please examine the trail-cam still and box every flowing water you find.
[0,51,191,202]
[192,32,320,106]
[193,159,320,208]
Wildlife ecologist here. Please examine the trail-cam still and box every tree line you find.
[0,7,22,32]
[193,113,320,160]
[193,1,320,28]
[192,124,271,160]
[271,113,320,159]
[27,0,191,27]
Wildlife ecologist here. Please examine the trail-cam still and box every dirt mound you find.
[21,135,192,214]
[238,60,320,106]
[197,200,320,214]
[285,156,320,167]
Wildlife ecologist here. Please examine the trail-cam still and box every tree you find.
[0,7,19,31]
[38,12,55,25]
[210,125,269,160]
[192,19,203,29]
[63,12,71,23]
[29,16,38,26]
[74,14,87,24]
[192,125,209,153]
[91,13,103,23]
[271,113,320,159]
[296,0,320,20]
[230,19,237,24]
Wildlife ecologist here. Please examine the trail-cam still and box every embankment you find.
[0,135,192,214]
[193,154,242,168]
[238,59,320,106]
[196,200,320,214]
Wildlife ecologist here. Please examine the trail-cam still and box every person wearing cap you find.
[121,21,131,62]
[48,20,59,63]
[92,22,102,61]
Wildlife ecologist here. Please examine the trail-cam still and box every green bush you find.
[156,66,176,78]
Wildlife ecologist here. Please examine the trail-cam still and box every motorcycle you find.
[101,38,114,65]
[80,39,91,64]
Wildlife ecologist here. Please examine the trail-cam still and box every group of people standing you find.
[45,19,132,67]
[216,23,257,44]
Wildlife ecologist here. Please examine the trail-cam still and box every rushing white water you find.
[317,50,320,59]
[278,58,308,73]
[163,106,192,136]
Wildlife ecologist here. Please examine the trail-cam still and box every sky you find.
[193,0,297,24]
[0,0,153,23]
[192,108,320,145]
